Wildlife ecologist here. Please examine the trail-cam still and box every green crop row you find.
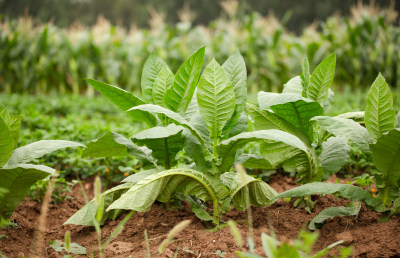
[1,3,399,94]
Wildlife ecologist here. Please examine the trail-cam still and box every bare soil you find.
[1,174,400,258]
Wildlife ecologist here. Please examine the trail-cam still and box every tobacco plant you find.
[66,48,281,226]
[246,54,351,188]
[275,73,400,229]
[0,106,83,222]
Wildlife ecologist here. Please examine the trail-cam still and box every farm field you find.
[1,2,400,258]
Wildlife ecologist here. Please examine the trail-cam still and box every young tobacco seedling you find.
[0,106,83,222]
[65,48,278,227]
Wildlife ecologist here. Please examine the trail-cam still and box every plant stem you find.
[98,231,103,258]
[212,199,220,226]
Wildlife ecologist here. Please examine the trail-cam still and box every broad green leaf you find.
[0,117,14,167]
[5,140,84,167]
[222,50,247,135]
[141,53,167,103]
[184,112,212,172]
[183,92,199,121]
[127,104,212,158]
[320,137,350,176]
[307,53,336,105]
[309,202,361,230]
[370,128,400,204]
[64,183,135,226]
[260,141,322,183]
[217,130,308,172]
[86,79,157,126]
[152,65,174,106]
[131,124,185,167]
[336,111,365,123]
[236,154,273,169]
[0,106,11,126]
[82,132,155,164]
[107,168,229,212]
[257,92,306,110]
[324,88,335,111]
[122,169,163,183]
[270,100,324,141]
[164,47,205,113]
[395,111,400,128]
[197,59,236,138]
[300,56,310,96]
[0,107,22,148]
[0,164,54,219]
[9,115,22,147]
[220,172,277,210]
[228,112,248,138]
[246,103,310,145]
[282,76,302,95]
[275,182,385,212]
[312,116,372,153]
[365,74,396,141]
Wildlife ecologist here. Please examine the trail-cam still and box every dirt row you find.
[1,175,399,257]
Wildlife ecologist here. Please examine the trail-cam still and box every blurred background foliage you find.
[1,0,399,32]
[0,0,399,94]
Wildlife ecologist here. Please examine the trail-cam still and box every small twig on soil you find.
[141,233,168,245]
[30,173,58,257]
